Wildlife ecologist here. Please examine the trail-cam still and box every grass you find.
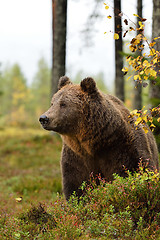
[0,127,160,239]
[0,127,62,217]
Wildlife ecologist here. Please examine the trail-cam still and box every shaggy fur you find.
[40,76,159,200]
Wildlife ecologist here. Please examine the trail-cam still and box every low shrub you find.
[4,165,159,239]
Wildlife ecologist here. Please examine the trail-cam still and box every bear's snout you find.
[39,115,49,126]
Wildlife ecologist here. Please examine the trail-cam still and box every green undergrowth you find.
[0,127,62,217]
[1,168,160,239]
[0,127,160,239]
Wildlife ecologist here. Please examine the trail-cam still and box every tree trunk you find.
[150,0,160,102]
[150,0,160,106]
[114,0,124,102]
[150,0,160,151]
[51,0,67,96]
[133,0,142,110]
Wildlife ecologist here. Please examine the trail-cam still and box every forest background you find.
[0,0,160,238]
[0,0,155,128]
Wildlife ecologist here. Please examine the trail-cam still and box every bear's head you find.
[39,76,99,135]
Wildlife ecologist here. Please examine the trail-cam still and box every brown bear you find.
[39,76,159,200]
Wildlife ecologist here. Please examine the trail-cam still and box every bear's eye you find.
[60,102,66,108]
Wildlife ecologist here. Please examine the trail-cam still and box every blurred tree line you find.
[0,58,50,127]
[0,55,150,129]
[0,58,109,128]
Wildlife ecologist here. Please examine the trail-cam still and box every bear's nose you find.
[39,115,49,125]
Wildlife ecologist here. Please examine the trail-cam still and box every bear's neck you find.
[62,119,131,160]
[62,135,93,158]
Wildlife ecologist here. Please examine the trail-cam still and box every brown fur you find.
[40,76,159,200]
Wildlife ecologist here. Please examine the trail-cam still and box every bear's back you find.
[105,93,131,118]
[104,93,159,170]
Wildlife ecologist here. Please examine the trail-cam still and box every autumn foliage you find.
[104,3,160,132]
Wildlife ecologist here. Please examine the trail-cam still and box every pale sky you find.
[0,0,152,89]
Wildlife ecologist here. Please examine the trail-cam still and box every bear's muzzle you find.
[39,115,50,128]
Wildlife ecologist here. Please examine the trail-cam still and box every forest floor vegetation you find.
[0,127,160,239]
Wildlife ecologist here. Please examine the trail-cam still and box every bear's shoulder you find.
[100,93,130,118]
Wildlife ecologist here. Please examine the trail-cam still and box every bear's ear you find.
[80,77,97,94]
[58,76,72,90]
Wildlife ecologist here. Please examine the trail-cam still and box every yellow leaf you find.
[107,15,112,19]
[137,34,142,40]
[142,115,147,122]
[131,109,138,115]
[143,126,148,134]
[114,33,119,40]
[157,118,160,122]
[133,14,139,17]
[143,110,148,114]
[105,5,109,9]
[129,60,133,65]
[127,75,132,81]
[122,67,128,72]
[137,56,141,61]
[143,60,150,67]
[129,45,137,52]
[149,42,156,47]
[15,197,23,202]
[126,56,131,62]
[153,58,157,64]
[134,75,139,80]
[139,21,144,29]
[150,49,156,56]
[149,69,157,77]
[135,117,142,125]
[145,68,150,75]
[129,27,135,31]
[154,37,160,40]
